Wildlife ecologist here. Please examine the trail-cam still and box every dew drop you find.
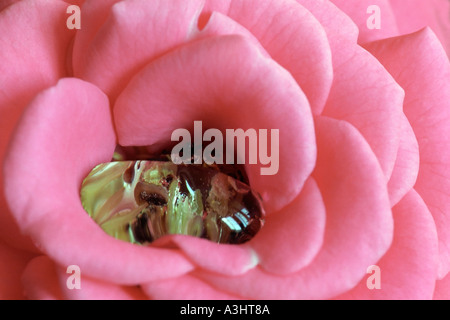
[80,161,265,245]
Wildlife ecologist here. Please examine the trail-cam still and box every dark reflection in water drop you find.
[80,161,265,245]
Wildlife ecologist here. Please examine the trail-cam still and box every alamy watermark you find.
[66,5,81,30]
[367,5,381,30]
[170,121,279,176]
[366,265,381,290]
[65,4,383,31]
[66,265,81,290]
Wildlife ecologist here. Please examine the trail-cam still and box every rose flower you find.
[1,0,450,300]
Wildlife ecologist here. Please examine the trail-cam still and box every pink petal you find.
[434,272,450,300]
[296,0,359,46]
[0,240,36,299]
[365,28,450,279]
[3,78,193,284]
[0,0,74,139]
[0,0,74,252]
[114,35,316,214]
[309,116,393,295]
[330,0,399,43]
[249,177,326,274]
[71,0,121,76]
[23,254,141,301]
[149,181,325,277]
[0,0,18,11]
[74,0,205,101]
[197,116,393,299]
[0,194,37,253]
[387,114,420,206]
[4,78,115,227]
[299,0,404,180]
[146,185,323,287]
[204,0,333,114]
[195,11,268,57]
[154,235,257,276]
[389,0,450,55]
[62,0,85,7]
[334,189,439,300]
[21,256,63,300]
[142,273,241,300]
[322,45,404,180]
[23,255,143,300]
[55,264,148,300]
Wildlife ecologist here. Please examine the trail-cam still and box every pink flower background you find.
[1,0,450,300]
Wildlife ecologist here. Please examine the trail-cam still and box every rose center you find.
[80,146,265,245]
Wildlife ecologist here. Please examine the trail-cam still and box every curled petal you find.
[296,0,359,46]
[71,0,121,76]
[387,114,419,206]
[153,235,258,276]
[335,190,439,300]
[195,11,268,57]
[322,45,404,180]
[3,78,193,284]
[365,28,450,278]
[205,0,333,114]
[0,0,18,11]
[299,0,404,180]
[21,256,63,300]
[0,241,36,299]
[24,255,147,300]
[74,0,205,101]
[434,272,450,300]
[308,116,393,297]
[389,0,450,55]
[197,117,393,299]
[142,274,241,300]
[249,177,326,275]
[55,264,147,300]
[114,35,316,213]
[330,0,399,43]
[0,0,74,252]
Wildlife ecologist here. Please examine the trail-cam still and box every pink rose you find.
[1,0,450,300]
